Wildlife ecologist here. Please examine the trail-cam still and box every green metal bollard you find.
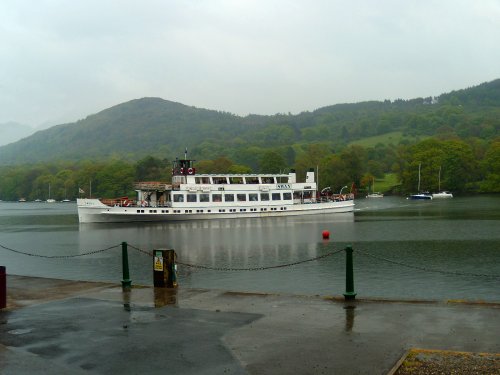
[121,242,132,289]
[343,245,356,300]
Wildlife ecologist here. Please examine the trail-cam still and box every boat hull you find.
[432,192,453,199]
[77,198,355,223]
[409,194,432,200]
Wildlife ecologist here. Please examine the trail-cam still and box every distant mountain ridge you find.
[0,79,499,166]
[0,98,243,164]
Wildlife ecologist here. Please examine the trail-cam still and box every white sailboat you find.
[409,163,432,200]
[432,166,453,198]
[62,187,71,202]
[46,184,56,203]
[366,177,383,198]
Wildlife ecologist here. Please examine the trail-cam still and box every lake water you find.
[1,196,499,302]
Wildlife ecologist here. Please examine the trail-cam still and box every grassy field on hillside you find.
[349,131,429,147]
[377,173,399,190]
[366,173,400,194]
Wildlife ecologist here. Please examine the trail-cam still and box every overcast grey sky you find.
[1,0,499,127]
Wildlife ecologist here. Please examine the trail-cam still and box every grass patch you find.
[349,131,429,148]
[391,348,500,375]
[373,173,400,193]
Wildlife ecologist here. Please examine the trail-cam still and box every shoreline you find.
[5,274,500,309]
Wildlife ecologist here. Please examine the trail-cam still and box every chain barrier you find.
[356,249,500,279]
[4,240,497,279]
[0,242,121,259]
[2,240,342,272]
[175,248,345,271]
[127,244,154,257]
[127,244,344,271]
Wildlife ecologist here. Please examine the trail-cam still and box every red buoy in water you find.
[322,230,330,239]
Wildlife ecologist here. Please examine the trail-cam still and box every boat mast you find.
[417,163,421,192]
[316,165,319,193]
[438,166,441,191]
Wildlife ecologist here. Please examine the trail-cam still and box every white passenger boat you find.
[77,158,354,223]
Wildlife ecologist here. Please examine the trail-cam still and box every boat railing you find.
[102,198,136,207]
[100,193,354,208]
[317,194,354,202]
[295,194,354,205]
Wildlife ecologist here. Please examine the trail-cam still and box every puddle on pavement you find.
[154,288,178,308]
[343,304,356,332]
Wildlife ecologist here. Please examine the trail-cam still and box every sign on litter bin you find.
[154,254,164,271]
[153,249,177,288]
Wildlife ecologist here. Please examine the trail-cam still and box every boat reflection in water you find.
[78,213,355,273]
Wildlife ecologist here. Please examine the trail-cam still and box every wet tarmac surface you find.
[1,276,500,374]
[1,297,257,374]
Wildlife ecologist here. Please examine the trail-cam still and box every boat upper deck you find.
[133,170,317,193]
[186,173,290,185]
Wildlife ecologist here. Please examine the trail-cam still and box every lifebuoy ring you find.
[188,168,194,175]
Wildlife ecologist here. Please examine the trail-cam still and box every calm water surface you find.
[0,196,499,301]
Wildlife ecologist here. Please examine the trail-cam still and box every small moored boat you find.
[409,193,432,200]
[409,163,432,200]
[46,184,56,203]
[432,167,453,198]
[366,177,383,198]
[432,191,453,199]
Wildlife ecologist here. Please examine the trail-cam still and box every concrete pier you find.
[1,275,499,374]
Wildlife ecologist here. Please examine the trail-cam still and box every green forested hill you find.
[0,79,499,167]
[0,98,246,164]
[1,79,500,201]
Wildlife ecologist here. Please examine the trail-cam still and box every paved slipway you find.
[1,275,499,375]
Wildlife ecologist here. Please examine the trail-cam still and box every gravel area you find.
[394,349,500,375]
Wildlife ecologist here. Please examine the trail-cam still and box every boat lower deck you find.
[77,199,355,223]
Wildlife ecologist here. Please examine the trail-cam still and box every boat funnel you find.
[306,168,315,183]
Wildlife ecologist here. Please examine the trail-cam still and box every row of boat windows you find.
[172,192,295,203]
[195,176,287,184]
[134,207,288,214]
